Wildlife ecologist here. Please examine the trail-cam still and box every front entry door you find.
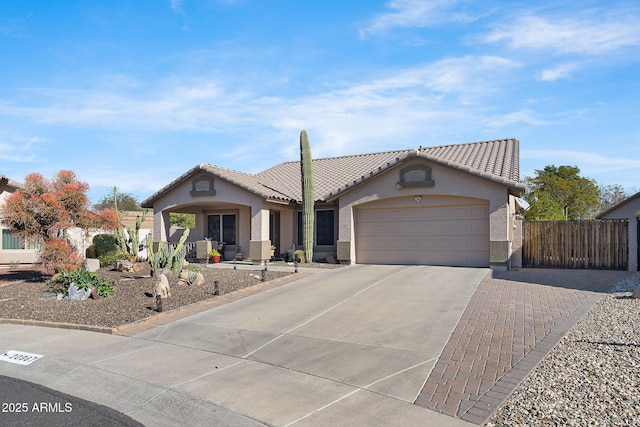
[208,214,237,246]
[270,212,281,259]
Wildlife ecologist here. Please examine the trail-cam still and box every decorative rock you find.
[153,273,171,298]
[178,271,205,286]
[132,262,146,272]
[83,258,101,272]
[114,260,146,272]
[64,283,91,301]
[90,288,100,300]
[151,268,174,280]
[40,291,57,300]
[631,284,640,299]
[326,252,338,264]
[114,260,134,272]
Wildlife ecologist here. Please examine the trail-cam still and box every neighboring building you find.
[0,174,39,265]
[598,191,640,271]
[141,138,526,269]
[1,175,153,265]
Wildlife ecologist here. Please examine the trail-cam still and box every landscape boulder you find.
[114,260,146,273]
[326,252,338,264]
[178,271,206,286]
[83,258,101,272]
[153,273,171,299]
[64,283,91,301]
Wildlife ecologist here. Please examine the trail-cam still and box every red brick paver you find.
[414,269,627,424]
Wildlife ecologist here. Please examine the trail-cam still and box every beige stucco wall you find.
[279,208,295,252]
[151,173,266,237]
[148,171,297,261]
[335,158,516,267]
[600,198,639,271]
[509,194,524,269]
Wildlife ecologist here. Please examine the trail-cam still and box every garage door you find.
[355,203,489,267]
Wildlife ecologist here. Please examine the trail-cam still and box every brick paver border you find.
[414,269,625,425]
[459,292,603,424]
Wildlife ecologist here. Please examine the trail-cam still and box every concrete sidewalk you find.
[0,265,481,427]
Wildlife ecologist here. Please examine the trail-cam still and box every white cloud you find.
[485,11,640,56]
[170,0,183,13]
[0,55,519,136]
[0,136,45,163]
[360,0,473,37]
[537,63,580,81]
[0,55,528,161]
[484,110,550,128]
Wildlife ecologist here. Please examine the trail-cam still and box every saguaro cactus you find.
[300,130,314,263]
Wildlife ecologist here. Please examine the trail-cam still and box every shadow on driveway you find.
[490,268,630,293]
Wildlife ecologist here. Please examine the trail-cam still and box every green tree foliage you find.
[169,213,195,228]
[524,165,600,221]
[94,191,142,211]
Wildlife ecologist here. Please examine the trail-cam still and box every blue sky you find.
[1,0,639,205]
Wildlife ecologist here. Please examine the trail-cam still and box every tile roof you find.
[258,138,523,201]
[141,138,524,207]
[596,191,640,218]
[0,174,24,190]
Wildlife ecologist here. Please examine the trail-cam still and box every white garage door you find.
[355,203,489,267]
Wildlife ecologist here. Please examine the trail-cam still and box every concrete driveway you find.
[0,265,486,426]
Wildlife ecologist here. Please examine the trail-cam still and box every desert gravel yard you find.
[487,274,640,427]
[0,264,296,328]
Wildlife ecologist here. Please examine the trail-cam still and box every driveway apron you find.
[0,265,484,426]
[134,265,485,425]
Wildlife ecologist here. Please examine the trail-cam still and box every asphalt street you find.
[0,375,143,427]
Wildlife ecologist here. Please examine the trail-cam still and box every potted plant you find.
[208,249,221,264]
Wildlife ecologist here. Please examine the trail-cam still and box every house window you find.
[2,229,24,249]
[296,210,336,246]
[397,164,435,188]
[191,176,216,196]
[316,210,335,246]
[207,214,236,245]
[1,229,37,250]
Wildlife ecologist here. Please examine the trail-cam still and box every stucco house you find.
[597,191,640,271]
[1,174,39,264]
[141,138,526,269]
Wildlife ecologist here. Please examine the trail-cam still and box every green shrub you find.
[98,250,130,268]
[93,234,119,258]
[50,268,115,297]
[93,234,129,267]
[182,263,202,273]
[294,249,306,263]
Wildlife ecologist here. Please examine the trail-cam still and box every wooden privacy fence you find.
[523,219,628,270]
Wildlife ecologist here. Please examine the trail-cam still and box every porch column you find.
[153,210,170,242]
[249,205,271,262]
[489,201,511,270]
[336,203,354,264]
